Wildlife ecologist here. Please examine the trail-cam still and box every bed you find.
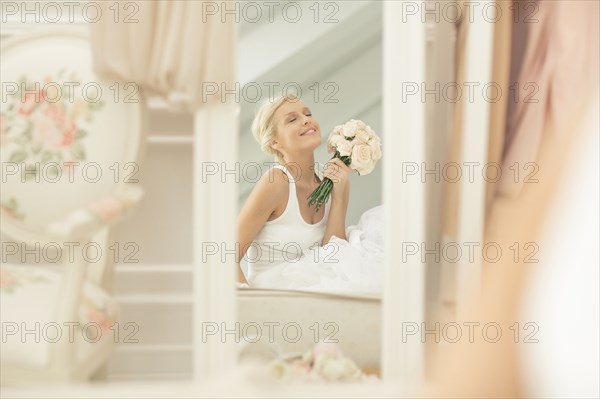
[237,288,381,373]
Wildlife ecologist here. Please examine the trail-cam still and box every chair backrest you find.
[1,27,144,245]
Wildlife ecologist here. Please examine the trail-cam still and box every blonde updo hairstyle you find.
[251,94,300,165]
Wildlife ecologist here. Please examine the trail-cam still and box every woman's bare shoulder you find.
[250,167,289,204]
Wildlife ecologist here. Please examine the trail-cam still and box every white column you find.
[192,105,239,380]
[382,0,426,385]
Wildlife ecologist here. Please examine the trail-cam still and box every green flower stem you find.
[308,152,352,211]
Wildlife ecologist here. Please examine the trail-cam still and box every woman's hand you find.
[321,158,351,244]
[323,158,352,201]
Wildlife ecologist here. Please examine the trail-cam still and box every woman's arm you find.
[236,169,288,284]
[321,158,352,245]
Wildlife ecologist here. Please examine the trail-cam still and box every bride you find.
[236,94,383,293]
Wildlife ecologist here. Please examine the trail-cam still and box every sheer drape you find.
[89,0,235,111]
[498,0,600,197]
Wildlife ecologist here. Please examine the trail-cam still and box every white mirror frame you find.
[381,0,426,385]
[455,1,494,318]
[190,1,426,394]
[190,0,492,395]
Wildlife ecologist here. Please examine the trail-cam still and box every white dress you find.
[246,164,331,285]
[247,165,385,293]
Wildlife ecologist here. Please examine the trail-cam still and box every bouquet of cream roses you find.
[307,119,382,212]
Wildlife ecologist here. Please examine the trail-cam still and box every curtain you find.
[440,0,517,244]
[89,0,236,111]
[497,0,600,198]
[438,2,470,308]
[440,2,470,243]
[484,0,512,214]
[439,0,513,306]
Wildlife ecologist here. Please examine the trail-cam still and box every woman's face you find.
[271,99,321,160]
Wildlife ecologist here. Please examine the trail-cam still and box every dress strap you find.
[272,164,297,193]
[273,164,298,182]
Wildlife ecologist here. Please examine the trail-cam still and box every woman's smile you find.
[300,127,317,136]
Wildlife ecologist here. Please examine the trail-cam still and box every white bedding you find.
[249,205,384,294]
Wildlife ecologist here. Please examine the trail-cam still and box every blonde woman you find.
[236,94,352,285]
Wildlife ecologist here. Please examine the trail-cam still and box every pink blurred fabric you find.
[498,0,600,198]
